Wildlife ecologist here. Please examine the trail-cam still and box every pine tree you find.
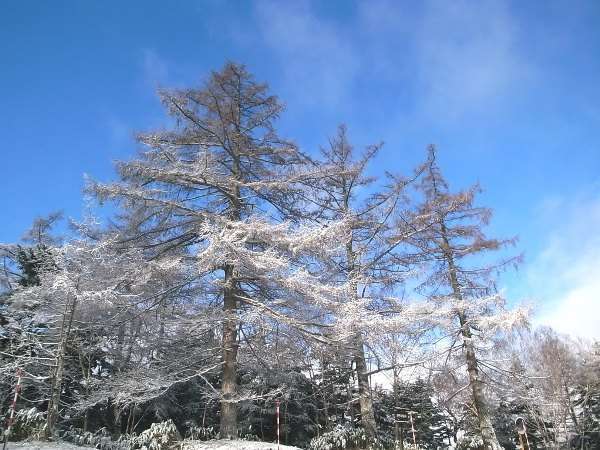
[0,212,62,290]
[0,213,63,434]
[375,379,450,449]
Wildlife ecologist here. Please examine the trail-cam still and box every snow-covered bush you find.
[309,425,372,450]
[309,425,400,450]
[62,421,181,450]
[132,419,181,450]
[185,424,218,441]
[61,426,131,449]
[8,407,46,440]
[456,434,484,450]
[60,427,95,446]
[399,444,420,450]
[240,432,261,442]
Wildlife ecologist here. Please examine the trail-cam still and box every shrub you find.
[184,423,218,441]
[7,407,46,440]
[132,419,181,450]
[61,426,131,449]
[309,425,371,450]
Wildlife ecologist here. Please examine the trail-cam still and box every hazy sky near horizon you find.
[1,1,599,338]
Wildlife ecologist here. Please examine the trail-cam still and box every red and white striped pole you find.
[409,410,417,447]
[275,399,280,450]
[3,368,23,450]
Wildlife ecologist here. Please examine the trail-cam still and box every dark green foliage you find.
[315,361,357,429]
[572,344,600,449]
[492,401,518,450]
[14,244,55,287]
[238,367,320,448]
[374,379,452,449]
[573,382,600,449]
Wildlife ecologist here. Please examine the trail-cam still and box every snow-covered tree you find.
[4,61,593,450]
[1,213,64,431]
[574,342,600,448]
[302,125,426,440]
[408,146,527,450]
[508,327,596,448]
[0,212,62,291]
[4,235,169,436]
[88,62,348,438]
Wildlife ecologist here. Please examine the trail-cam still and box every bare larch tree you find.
[90,63,311,438]
[306,125,418,439]
[409,146,521,450]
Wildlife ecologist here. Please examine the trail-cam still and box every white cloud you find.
[141,48,169,88]
[540,282,600,340]
[252,0,533,123]
[363,0,532,120]
[528,190,600,340]
[253,0,360,108]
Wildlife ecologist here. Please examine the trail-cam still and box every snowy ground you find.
[6,440,301,449]
[8,442,84,450]
[182,440,301,450]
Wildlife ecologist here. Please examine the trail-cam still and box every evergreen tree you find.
[13,244,55,287]
[573,343,600,449]
[375,379,450,449]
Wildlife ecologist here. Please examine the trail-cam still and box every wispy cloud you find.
[253,0,360,108]
[359,0,532,121]
[141,48,169,88]
[415,0,531,119]
[529,189,600,340]
[252,0,533,123]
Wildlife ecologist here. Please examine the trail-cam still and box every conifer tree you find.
[305,125,421,439]
[574,343,600,448]
[409,147,526,450]
[89,63,344,438]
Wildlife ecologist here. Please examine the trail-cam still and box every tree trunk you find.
[344,225,377,439]
[321,360,330,432]
[77,350,91,432]
[156,297,167,361]
[458,312,502,450]
[220,263,238,439]
[564,383,580,437]
[354,335,377,438]
[45,295,77,438]
[219,128,242,438]
[441,222,502,450]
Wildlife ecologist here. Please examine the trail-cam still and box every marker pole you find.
[2,368,23,450]
[275,399,280,450]
[409,411,417,447]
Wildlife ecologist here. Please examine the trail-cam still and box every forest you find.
[0,63,598,450]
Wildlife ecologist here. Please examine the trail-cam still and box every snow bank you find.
[7,439,301,450]
[8,442,83,450]
[182,440,301,450]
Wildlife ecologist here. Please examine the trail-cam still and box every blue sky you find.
[2,1,599,338]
